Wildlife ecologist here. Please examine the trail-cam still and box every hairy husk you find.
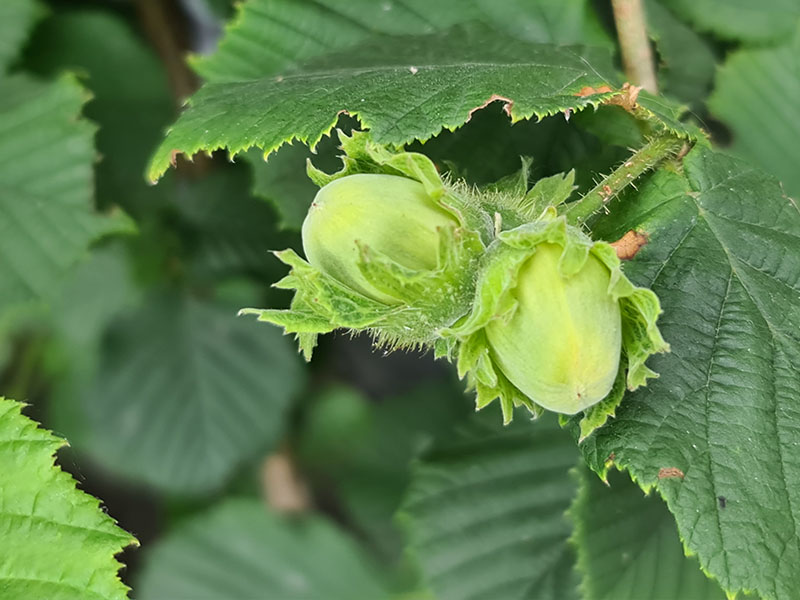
[302,174,459,304]
[485,243,622,415]
[444,212,669,435]
[242,132,668,436]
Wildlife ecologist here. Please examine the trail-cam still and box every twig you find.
[135,0,197,104]
[261,446,312,514]
[611,0,658,94]
[136,0,212,176]
[562,135,683,226]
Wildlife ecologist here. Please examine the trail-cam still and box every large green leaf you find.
[0,397,135,599]
[193,0,611,82]
[0,74,129,320]
[399,412,580,600]
[659,0,800,42]
[0,0,41,72]
[709,26,800,200]
[570,467,726,600]
[147,26,618,182]
[578,147,800,600]
[199,0,612,230]
[136,499,386,599]
[24,9,175,216]
[78,291,305,494]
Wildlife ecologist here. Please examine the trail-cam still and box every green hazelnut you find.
[302,173,459,304]
[485,242,622,415]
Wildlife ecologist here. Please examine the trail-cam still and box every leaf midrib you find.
[206,60,597,87]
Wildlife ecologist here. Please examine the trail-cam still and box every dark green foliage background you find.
[0,1,797,599]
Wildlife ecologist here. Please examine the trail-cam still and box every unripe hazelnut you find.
[485,243,622,414]
[302,174,458,303]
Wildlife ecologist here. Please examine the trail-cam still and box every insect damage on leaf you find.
[467,94,515,121]
[658,467,686,480]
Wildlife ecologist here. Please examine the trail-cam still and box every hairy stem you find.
[563,135,684,227]
[611,0,658,93]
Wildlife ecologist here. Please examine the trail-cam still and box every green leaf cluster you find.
[2,1,799,600]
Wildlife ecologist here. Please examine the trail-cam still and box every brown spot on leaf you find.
[611,230,648,260]
[169,149,181,167]
[658,467,685,480]
[575,85,613,97]
[467,94,514,121]
[605,82,641,112]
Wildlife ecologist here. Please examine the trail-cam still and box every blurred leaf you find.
[399,413,580,600]
[78,290,305,495]
[248,145,318,231]
[52,243,141,349]
[300,382,470,559]
[579,148,800,600]
[24,9,175,216]
[248,131,347,231]
[570,467,726,600]
[171,165,296,278]
[659,0,799,43]
[147,27,619,182]
[193,0,612,82]
[0,73,131,320]
[646,0,716,106]
[136,498,386,599]
[709,26,800,199]
[45,242,141,441]
[202,0,235,20]
[0,0,42,72]
[0,397,136,599]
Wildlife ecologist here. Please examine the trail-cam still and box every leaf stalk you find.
[563,135,684,227]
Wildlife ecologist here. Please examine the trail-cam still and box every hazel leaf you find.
[576,147,800,600]
[0,397,136,599]
[147,26,620,182]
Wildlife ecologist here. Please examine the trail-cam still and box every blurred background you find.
[1,0,798,598]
